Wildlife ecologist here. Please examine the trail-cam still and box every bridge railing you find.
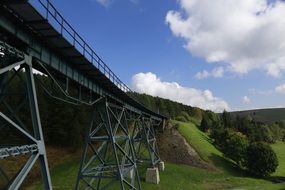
[30,0,132,93]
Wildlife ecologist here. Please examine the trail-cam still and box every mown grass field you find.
[28,121,285,190]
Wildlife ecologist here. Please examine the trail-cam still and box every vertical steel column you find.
[24,56,52,189]
[131,114,146,164]
[133,116,160,168]
[75,98,141,190]
[0,53,52,189]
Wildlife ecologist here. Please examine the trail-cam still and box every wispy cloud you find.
[248,88,274,96]
[195,67,224,79]
[94,0,138,7]
[242,96,251,104]
[95,0,112,7]
[129,0,139,4]
[275,84,285,94]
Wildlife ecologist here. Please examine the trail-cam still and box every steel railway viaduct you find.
[0,0,166,189]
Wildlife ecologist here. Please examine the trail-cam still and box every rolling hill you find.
[231,108,285,124]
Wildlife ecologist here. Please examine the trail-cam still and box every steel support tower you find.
[0,0,166,189]
[0,43,51,189]
[75,99,142,190]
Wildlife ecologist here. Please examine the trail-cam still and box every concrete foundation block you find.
[145,167,160,184]
[159,161,165,171]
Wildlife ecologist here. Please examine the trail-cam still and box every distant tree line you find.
[129,92,203,120]
[200,110,282,176]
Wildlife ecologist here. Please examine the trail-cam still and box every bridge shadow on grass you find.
[266,176,285,184]
[200,132,214,144]
[209,153,285,185]
[208,153,248,177]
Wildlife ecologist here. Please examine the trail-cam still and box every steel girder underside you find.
[0,42,163,190]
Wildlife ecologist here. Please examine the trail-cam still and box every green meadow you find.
[28,121,285,190]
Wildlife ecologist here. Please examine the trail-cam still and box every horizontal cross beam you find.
[0,144,38,159]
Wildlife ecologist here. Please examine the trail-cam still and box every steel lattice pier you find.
[0,43,52,189]
[0,0,166,189]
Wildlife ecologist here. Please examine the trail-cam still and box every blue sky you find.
[47,0,285,112]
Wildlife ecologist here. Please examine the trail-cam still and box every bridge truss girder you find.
[0,41,163,190]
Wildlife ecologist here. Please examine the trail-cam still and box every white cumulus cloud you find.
[166,0,285,78]
[242,96,251,103]
[131,72,229,112]
[275,84,285,94]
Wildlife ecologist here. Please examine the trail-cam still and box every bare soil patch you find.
[157,124,217,171]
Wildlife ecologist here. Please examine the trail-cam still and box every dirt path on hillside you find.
[157,124,217,171]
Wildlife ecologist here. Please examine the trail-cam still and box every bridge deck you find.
[0,0,166,120]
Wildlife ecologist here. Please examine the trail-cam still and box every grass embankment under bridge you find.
[28,121,285,190]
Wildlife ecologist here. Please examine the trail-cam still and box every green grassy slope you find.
[272,141,285,177]
[174,121,222,163]
[28,121,285,190]
[174,120,242,174]
[173,120,285,189]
